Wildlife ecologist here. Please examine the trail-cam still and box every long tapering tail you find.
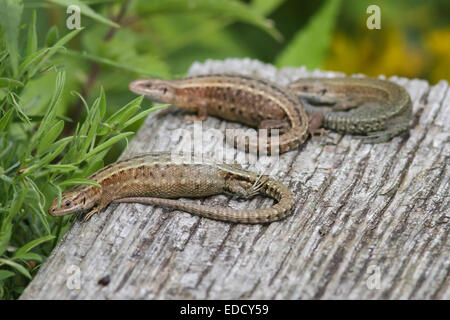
[113,178,295,224]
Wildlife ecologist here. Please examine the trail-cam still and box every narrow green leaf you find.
[251,0,285,15]
[0,270,15,281]
[78,99,100,154]
[7,92,30,124]
[99,96,143,135]
[27,10,38,56]
[48,0,120,28]
[13,252,42,263]
[0,258,31,279]
[37,120,64,156]
[47,182,62,213]
[98,87,106,119]
[0,175,13,185]
[0,108,14,132]
[45,25,59,47]
[26,199,51,235]
[0,78,24,88]
[59,178,101,189]
[0,224,12,256]
[19,47,48,76]
[41,136,73,155]
[276,0,341,68]
[14,235,55,257]
[61,123,81,163]
[122,104,168,129]
[5,186,26,224]
[31,28,82,77]
[25,177,46,205]
[0,0,23,76]
[21,139,70,176]
[83,132,133,160]
[78,157,104,178]
[29,71,65,154]
[44,164,78,172]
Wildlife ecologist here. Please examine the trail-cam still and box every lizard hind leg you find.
[308,111,326,135]
[307,111,334,144]
[225,175,267,200]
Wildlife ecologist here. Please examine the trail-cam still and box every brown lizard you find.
[129,73,317,154]
[49,152,295,224]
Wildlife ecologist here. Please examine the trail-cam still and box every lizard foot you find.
[308,124,336,145]
[309,127,330,138]
[69,211,83,223]
[83,207,99,221]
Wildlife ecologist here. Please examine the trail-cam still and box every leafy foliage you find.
[0,0,165,299]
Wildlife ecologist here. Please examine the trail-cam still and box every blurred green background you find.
[0,0,449,299]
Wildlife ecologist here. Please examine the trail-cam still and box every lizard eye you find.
[145,83,152,88]
[163,87,168,94]
[65,200,72,207]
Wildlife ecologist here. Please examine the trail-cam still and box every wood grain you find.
[20,59,449,299]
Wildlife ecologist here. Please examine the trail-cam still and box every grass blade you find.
[0,258,31,279]
[59,178,101,189]
[14,235,55,257]
[26,10,38,56]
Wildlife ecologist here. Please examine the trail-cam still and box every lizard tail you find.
[231,126,309,155]
[113,178,295,224]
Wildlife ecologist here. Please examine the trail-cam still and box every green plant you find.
[0,0,164,298]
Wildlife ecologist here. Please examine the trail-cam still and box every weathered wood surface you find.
[21,59,449,299]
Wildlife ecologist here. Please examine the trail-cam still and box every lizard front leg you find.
[83,193,113,221]
[183,101,208,122]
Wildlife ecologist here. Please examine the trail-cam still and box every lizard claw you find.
[309,127,337,145]
[69,211,82,223]
[83,208,99,221]
[309,127,330,138]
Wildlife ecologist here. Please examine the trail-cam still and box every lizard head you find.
[49,186,96,217]
[129,78,176,103]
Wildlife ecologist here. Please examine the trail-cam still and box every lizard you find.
[286,77,412,143]
[48,152,295,224]
[128,73,320,154]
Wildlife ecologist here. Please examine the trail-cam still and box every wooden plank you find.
[20,59,449,299]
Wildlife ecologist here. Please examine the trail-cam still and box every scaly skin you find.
[287,77,412,143]
[49,152,295,224]
[129,73,312,154]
